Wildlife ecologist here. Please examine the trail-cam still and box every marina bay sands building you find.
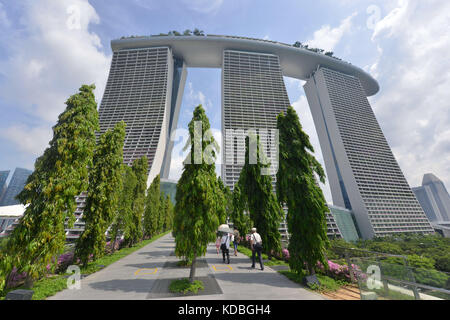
[97,34,433,239]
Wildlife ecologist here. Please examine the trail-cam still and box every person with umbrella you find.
[218,224,233,264]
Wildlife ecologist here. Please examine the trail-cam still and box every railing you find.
[332,246,450,300]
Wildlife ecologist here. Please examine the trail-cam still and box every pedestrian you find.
[233,229,240,256]
[250,227,264,270]
[215,232,221,255]
[220,232,231,264]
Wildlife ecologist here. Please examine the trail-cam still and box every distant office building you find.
[413,173,450,222]
[304,67,434,238]
[160,178,177,204]
[328,205,360,242]
[0,170,10,204]
[430,221,450,238]
[0,204,25,238]
[0,168,32,206]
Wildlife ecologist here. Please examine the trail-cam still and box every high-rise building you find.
[304,67,434,238]
[413,173,450,222]
[94,34,428,239]
[0,168,32,206]
[98,46,186,185]
[0,170,10,204]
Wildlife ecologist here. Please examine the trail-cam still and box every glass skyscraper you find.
[0,170,10,204]
[0,168,32,206]
[413,173,450,222]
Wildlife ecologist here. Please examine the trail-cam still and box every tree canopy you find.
[237,133,283,257]
[75,121,126,266]
[173,105,225,282]
[1,84,99,289]
[277,106,329,275]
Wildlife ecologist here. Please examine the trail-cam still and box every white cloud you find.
[1,125,52,156]
[0,2,10,27]
[181,0,223,14]
[306,12,357,52]
[368,0,450,189]
[0,0,111,158]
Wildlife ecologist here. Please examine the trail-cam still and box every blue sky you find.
[0,0,449,202]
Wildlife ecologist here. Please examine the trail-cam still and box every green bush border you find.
[1,231,171,300]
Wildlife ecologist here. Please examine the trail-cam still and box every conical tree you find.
[217,177,231,224]
[75,121,126,266]
[127,156,148,246]
[110,164,137,252]
[277,106,329,276]
[158,192,166,234]
[237,133,283,258]
[174,105,225,282]
[0,85,99,289]
[163,195,174,231]
[144,175,161,238]
[230,184,251,238]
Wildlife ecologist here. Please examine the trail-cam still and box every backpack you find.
[220,235,228,251]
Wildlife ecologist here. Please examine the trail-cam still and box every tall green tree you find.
[237,133,283,258]
[110,164,137,252]
[75,121,126,266]
[173,105,225,282]
[0,85,99,289]
[277,106,329,275]
[127,156,148,246]
[158,192,166,234]
[230,184,251,237]
[144,175,161,238]
[163,195,174,231]
[217,177,231,224]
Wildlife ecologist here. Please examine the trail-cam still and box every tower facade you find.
[98,46,186,185]
[304,67,433,238]
[0,168,32,206]
[222,50,290,189]
[413,173,450,222]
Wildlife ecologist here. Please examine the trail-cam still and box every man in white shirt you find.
[250,227,264,270]
[220,232,231,264]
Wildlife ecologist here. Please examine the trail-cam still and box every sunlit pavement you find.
[48,233,324,300]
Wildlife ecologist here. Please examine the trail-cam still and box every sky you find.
[0,0,449,203]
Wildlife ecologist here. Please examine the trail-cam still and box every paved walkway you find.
[48,233,324,300]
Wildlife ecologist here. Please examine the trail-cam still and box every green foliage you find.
[110,165,137,250]
[217,177,231,224]
[127,157,148,246]
[230,185,251,236]
[276,106,329,275]
[0,231,170,300]
[407,254,435,269]
[158,192,166,234]
[144,175,161,238]
[169,279,204,294]
[236,133,283,257]
[163,195,174,231]
[173,105,224,281]
[75,121,126,266]
[0,84,99,289]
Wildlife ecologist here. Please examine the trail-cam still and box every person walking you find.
[250,227,264,270]
[233,229,240,256]
[220,232,231,264]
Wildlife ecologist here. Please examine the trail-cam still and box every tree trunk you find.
[24,273,34,289]
[189,255,197,283]
[307,262,316,276]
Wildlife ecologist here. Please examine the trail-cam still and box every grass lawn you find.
[169,278,204,294]
[1,231,171,300]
